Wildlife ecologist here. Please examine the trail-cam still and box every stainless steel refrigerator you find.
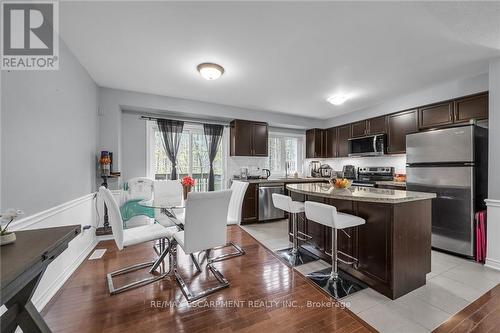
[406,125,488,258]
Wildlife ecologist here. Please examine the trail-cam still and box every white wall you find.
[486,58,500,271]
[325,72,488,127]
[1,38,100,312]
[121,112,147,182]
[1,40,99,215]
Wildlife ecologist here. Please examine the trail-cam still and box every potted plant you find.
[0,209,24,246]
[181,176,196,200]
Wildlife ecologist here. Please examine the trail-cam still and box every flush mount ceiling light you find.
[197,63,224,80]
[327,94,349,105]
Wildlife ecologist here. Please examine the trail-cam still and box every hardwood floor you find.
[433,283,500,333]
[42,226,373,332]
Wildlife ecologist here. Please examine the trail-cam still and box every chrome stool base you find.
[276,247,318,267]
[307,268,367,299]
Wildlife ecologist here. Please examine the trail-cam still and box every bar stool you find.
[272,193,317,266]
[304,201,366,299]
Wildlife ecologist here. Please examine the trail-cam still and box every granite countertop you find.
[375,181,407,187]
[234,177,329,184]
[286,182,435,204]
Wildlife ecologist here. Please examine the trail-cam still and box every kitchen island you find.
[286,182,436,299]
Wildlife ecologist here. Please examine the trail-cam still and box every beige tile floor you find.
[241,220,500,333]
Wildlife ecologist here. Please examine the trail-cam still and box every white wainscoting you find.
[485,199,500,271]
[9,193,99,311]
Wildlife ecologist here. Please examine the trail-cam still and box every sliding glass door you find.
[149,123,225,191]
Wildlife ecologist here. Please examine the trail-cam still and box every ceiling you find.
[59,1,500,120]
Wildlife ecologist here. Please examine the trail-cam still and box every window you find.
[148,123,226,191]
[266,133,303,175]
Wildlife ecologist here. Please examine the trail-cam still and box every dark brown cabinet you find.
[356,202,392,284]
[241,183,258,223]
[351,121,368,137]
[230,120,268,157]
[454,93,488,123]
[325,127,338,158]
[387,109,418,154]
[336,125,351,157]
[252,122,268,156]
[306,128,326,158]
[418,102,454,129]
[305,91,487,158]
[367,116,387,134]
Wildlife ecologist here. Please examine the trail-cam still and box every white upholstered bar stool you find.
[272,193,317,266]
[304,201,366,299]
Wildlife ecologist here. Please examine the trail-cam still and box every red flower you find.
[181,176,195,187]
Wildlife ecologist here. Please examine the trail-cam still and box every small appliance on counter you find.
[353,167,394,187]
[261,168,271,179]
[310,161,321,177]
[239,167,249,180]
[319,164,333,178]
[342,165,357,179]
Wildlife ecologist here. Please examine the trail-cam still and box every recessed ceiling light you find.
[327,94,349,105]
[197,63,224,80]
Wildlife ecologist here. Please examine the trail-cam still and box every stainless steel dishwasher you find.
[258,183,285,221]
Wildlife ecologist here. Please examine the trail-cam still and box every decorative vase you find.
[183,185,192,200]
[0,232,16,246]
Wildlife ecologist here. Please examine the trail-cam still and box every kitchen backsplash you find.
[228,156,269,179]
[305,154,407,176]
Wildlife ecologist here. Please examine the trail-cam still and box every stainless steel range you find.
[352,167,394,187]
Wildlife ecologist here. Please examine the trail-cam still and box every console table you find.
[0,225,81,333]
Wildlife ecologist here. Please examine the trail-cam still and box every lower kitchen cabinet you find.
[356,202,392,284]
[241,183,258,224]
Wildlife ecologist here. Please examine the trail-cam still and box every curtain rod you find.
[140,115,229,127]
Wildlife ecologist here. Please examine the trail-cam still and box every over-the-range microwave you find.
[348,134,386,157]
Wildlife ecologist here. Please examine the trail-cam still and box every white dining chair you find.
[99,186,177,295]
[122,177,154,228]
[153,180,184,226]
[170,190,233,302]
[227,180,249,225]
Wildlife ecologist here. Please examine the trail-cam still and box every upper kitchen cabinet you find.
[454,92,488,123]
[351,116,387,138]
[230,119,268,157]
[306,128,325,158]
[387,109,418,154]
[351,120,368,137]
[418,102,454,129]
[367,116,387,134]
[337,125,351,157]
[325,127,338,158]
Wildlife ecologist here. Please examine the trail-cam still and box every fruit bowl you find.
[330,178,352,189]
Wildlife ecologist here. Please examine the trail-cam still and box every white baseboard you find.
[32,238,98,310]
[485,258,500,271]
